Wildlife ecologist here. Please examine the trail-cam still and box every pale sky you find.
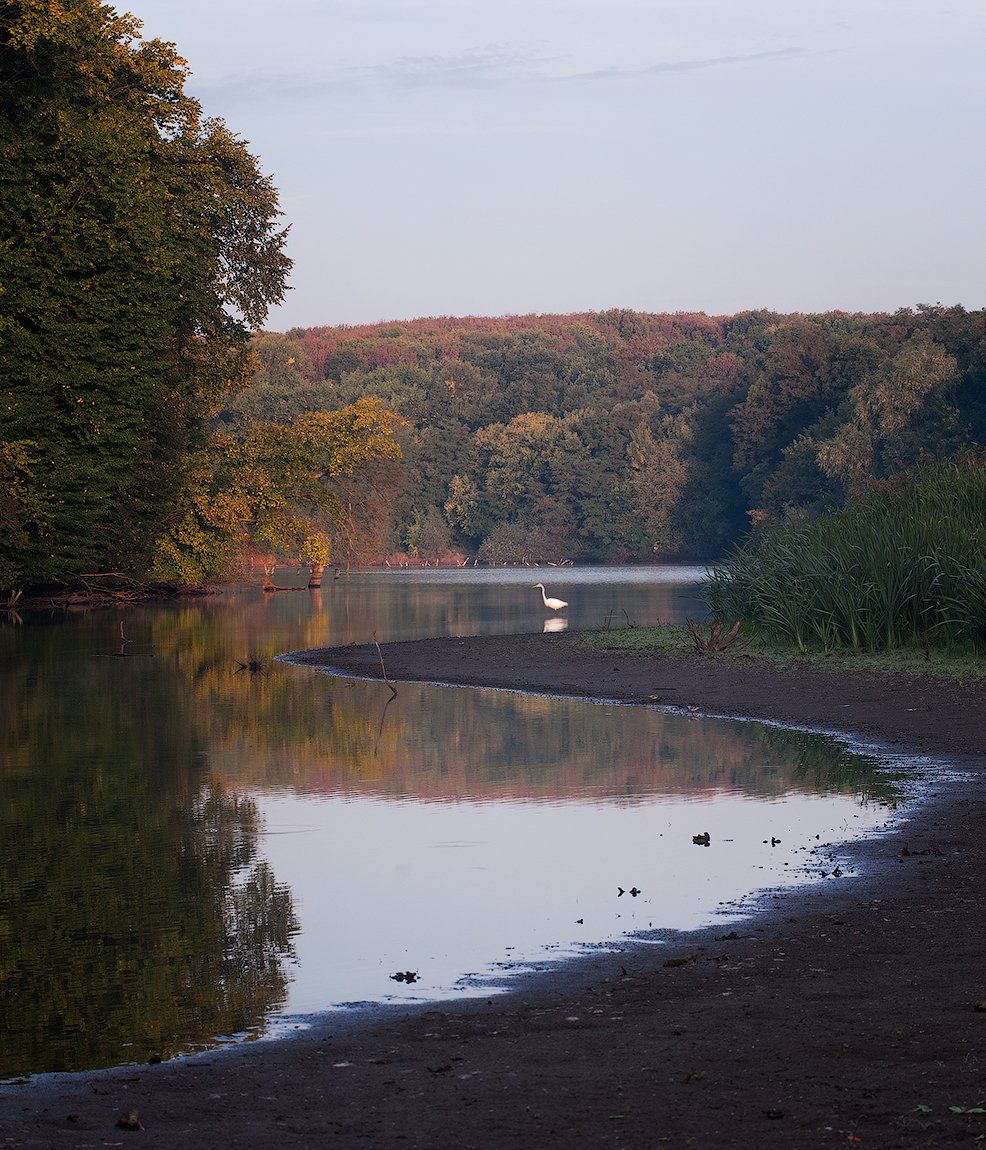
[132,0,986,329]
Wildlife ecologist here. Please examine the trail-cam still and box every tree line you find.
[226,307,986,564]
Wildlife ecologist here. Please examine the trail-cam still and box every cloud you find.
[380,44,547,89]
[197,44,540,104]
[198,44,806,105]
[566,47,806,82]
[309,121,568,140]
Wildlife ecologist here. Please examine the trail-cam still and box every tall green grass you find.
[706,462,986,654]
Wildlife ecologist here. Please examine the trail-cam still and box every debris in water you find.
[693,832,711,847]
[390,971,419,983]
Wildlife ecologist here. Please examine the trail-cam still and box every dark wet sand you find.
[2,633,983,1149]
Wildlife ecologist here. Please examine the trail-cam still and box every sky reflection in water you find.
[0,569,902,1075]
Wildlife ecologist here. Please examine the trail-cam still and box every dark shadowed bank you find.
[2,632,983,1150]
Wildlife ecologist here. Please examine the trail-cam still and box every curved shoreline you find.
[291,630,986,761]
[2,632,983,1149]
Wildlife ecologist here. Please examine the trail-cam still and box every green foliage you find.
[0,440,50,586]
[237,306,985,563]
[406,505,452,560]
[151,398,403,582]
[0,0,291,586]
[706,461,986,652]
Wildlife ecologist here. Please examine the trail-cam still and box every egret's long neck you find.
[539,586,549,606]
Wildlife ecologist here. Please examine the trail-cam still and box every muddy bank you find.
[1,633,983,1149]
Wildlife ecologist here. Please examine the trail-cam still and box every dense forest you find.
[0,0,400,590]
[226,307,986,565]
[3,12,984,587]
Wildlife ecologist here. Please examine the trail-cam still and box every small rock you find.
[116,1109,144,1131]
[692,832,711,847]
[663,953,698,969]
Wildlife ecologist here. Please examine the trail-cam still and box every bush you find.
[706,462,986,653]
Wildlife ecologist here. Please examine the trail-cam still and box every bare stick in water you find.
[373,631,398,697]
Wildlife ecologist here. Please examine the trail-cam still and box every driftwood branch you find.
[373,631,398,698]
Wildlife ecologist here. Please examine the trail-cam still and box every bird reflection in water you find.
[543,616,568,633]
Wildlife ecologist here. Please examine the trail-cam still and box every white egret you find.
[533,583,568,611]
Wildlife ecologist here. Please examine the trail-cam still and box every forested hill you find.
[227,307,986,564]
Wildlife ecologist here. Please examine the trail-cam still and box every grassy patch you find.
[706,462,986,655]
[580,625,986,681]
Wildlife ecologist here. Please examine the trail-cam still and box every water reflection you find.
[0,744,296,1076]
[229,675,900,1014]
[0,569,902,1076]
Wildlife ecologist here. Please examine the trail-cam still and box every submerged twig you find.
[374,691,397,757]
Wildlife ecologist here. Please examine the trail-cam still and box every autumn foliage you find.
[232,306,986,563]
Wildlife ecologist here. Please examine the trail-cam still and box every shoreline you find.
[292,630,986,760]
[2,632,983,1148]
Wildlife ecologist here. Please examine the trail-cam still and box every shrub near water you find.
[706,463,986,654]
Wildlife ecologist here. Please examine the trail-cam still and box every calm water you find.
[0,568,904,1077]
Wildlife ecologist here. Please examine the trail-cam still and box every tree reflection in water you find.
[0,631,298,1076]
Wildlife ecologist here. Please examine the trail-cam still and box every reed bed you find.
[706,462,986,653]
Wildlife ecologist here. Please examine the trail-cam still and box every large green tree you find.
[0,0,291,586]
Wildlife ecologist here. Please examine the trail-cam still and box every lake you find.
[0,567,905,1077]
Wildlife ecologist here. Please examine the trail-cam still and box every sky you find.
[131,0,986,330]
